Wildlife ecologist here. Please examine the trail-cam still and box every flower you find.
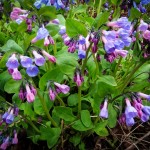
[125,117,135,126]
[6,54,19,69]
[20,55,32,68]
[125,98,138,119]
[25,84,35,103]
[142,30,150,40]
[42,50,56,63]
[137,92,150,101]
[12,131,18,144]
[12,68,22,80]
[99,99,108,119]
[32,50,45,66]
[138,20,148,32]
[49,87,57,101]
[54,82,70,94]
[6,109,14,124]
[115,49,128,58]
[74,69,84,86]
[0,136,10,150]
[26,65,39,77]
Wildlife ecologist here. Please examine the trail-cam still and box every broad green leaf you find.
[81,110,92,127]
[67,94,78,106]
[93,12,110,28]
[57,14,66,25]
[72,120,93,131]
[4,79,22,94]
[94,121,108,136]
[66,18,87,37]
[12,93,22,106]
[39,67,64,90]
[69,134,81,146]
[1,40,24,54]
[72,5,87,14]
[108,103,117,128]
[129,8,142,21]
[40,127,61,149]
[46,24,60,36]
[54,106,76,122]
[38,6,56,21]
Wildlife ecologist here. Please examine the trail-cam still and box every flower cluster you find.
[1,107,19,125]
[0,130,18,150]
[19,82,37,103]
[48,81,70,101]
[6,50,56,78]
[10,7,28,24]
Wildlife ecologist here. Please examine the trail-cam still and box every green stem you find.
[56,95,65,106]
[97,0,102,15]
[120,60,146,93]
[114,57,122,77]
[37,91,58,127]
[81,43,92,75]
[53,40,57,55]
[92,53,99,75]
[78,86,82,116]
[27,119,41,133]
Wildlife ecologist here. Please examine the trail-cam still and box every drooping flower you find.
[19,88,26,100]
[73,68,84,86]
[54,82,70,94]
[20,55,32,68]
[138,20,148,32]
[0,136,10,150]
[99,99,108,119]
[142,30,150,40]
[137,92,150,101]
[42,50,56,63]
[49,87,57,101]
[115,49,128,58]
[125,117,135,126]
[6,109,14,124]
[12,130,18,145]
[125,98,138,119]
[32,50,45,66]
[6,54,19,69]
[25,84,35,103]
[12,68,22,80]
[26,65,39,77]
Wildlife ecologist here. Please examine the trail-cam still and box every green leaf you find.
[40,127,61,149]
[94,121,109,136]
[12,93,22,106]
[38,6,56,21]
[97,75,117,86]
[46,24,60,36]
[93,12,110,28]
[57,14,66,26]
[4,79,22,94]
[66,18,87,37]
[129,8,142,21]
[39,67,64,90]
[72,120,93,131]
[81,110,92,127]
[1,40,24,54]
[67,94,78,106]
[54,106,76,122]
[72,5,87,14]
[33,92,53,115]
[108,103,117,128]
[69,134,81,146]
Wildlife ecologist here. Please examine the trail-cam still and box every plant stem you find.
[92,53,99,75]
[97,0,102,15]
[56,95,65,106]
[27,119,41,133]
[120,60,146,93]
[78,86,82,116]
[114,57,122,77]
[81,43,92,74]
[53,40,57,55]
[37,91,58,127]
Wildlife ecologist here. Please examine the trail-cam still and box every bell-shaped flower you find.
[143,30,150,40]
[12,131,18,144]
[142,106,150,116]
[20,55,32,68]
[25,84,35,103]
[26,65,39,77]
[99,99,108,119]
[12,68,22,80]
[6,54,19,69]
[0,136,10,150]
[33,50,45,66]
[59,26,66,35]
[115,49,128,58]
[6,109,14,124]
[54,82,70,94]
[42,50,56,63]
[125,98,138,119]
[138,20,148,32]
[49,87,57,101]
[137,92,150,101]
[74,70,84,87]
[125,117,135,126]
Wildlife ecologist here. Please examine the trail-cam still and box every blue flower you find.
[78,49,86,59]
[20,56,33,68]
[26,65,39,77]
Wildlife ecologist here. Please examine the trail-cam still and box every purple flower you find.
[33,50,45,66]
[6,54,19,69]
[2,112,9,121]
[141,113,149,122]
[121,37,132,47]
[49,88,56,101]
[12,68,22,80]
[114,39,125,50]
[19,88,26,100]
[115,49,128,58]
[26,65,39,77]
[20,55,32,68]
[6,109,14,124]
[143,30,150,40]
[42,50,56,63]
[78,49,86,59]
[30,85,37,96]
[25,84,35,103]
[31,26,49,43]
[138,20,148,32]
[12,131,18,144]
[126,117,135,126]
[54,82,70,94]
[78,36,86,45]
[0,136,10,150]
[142,106,150,116]
[99,99,108,119]
[125,98,138,119]
[104,52,116,63]
[59,26,66,35]
[74,69,84,87]
[117,28,130,38]
[102,30,116,40]
[137,92,150,101]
